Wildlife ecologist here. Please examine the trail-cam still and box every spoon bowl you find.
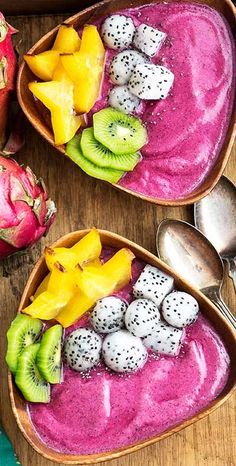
[16,0,236,206]
[157,219,236,329]
[195,176,236,289]
[8,229,236,464]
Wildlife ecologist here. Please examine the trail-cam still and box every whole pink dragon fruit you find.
[0,156,56,258]
[0,13,24,155]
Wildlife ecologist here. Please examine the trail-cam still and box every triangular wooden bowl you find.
[8,229,236,464]
[17,0,236,206]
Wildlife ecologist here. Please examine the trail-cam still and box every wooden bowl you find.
[16,0,236,207]
[8,229,236,464]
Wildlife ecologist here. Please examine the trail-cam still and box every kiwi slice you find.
[15,343,50,403]
[6,314,43,374]
[93,108,147,155]
[66,135,124,183]
[81,128,140,171]
[36,325,63,384]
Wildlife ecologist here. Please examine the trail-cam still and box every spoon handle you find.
[226,257,236,293]
[210,293,236,330]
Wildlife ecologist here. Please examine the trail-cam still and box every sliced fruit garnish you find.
[22,263,76,320]
[44,228,102,272]
[6,314,43,374]
[81,127,140,171]
[56,291,95,328]
[29,80,73,111]
[75,248,135,299]
[56,248,135,328]
[51,108,82,146]
[47,262,76,295]
[28,80,81,145]
[34,274,50,298]
[73,74,103,115]
[66,135,124,183]
[61,52,93,81]
[24,51,60,81]
[22,292,65,320]
[71,228,102,265]
[44,247,67,271]
[61,25,105,113]
[36,325,63,384]
[53,58,73,83]
[52,25,81,53]
[15,343,50,403]
[93,107,147,155]
[79,25,105,62]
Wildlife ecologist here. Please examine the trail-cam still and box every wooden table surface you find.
[0,12,235,466]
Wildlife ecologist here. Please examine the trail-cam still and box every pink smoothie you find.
[28,250,230,455]
[92,2,235,200]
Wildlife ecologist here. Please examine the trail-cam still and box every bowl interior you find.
[17,0,236,206]
[9,229,236,464]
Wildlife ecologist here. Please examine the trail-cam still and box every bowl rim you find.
[16,0,236,207]
[8,228,236,464]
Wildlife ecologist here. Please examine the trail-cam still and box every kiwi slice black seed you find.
[36,325,63,384]
[6,314,43,374]
[66,135,124,183]
[93,107,147,155]
[81,128,140,171]
[15,343,50,403]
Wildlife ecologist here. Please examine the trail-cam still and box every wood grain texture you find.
[0,11,235,466]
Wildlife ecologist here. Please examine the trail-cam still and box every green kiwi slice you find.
[36,325,63,384]
[6,314,43,374]
[93,108,147,155]
[15,343,50,403]
[66,135,124,183]
[81,128,140,171]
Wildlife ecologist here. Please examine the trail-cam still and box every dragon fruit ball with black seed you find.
[133,23,166,57]
[108,85,140,114]
[90,296,127,334]
[143,321,183,356]
[125,298,161,337]
[109,49,148,85]
[128,63,174,100]
[102,329,147,373]
[133,264,174,307]
[101,15,135,50]
[162,291,199,329]
[64,328,102,372]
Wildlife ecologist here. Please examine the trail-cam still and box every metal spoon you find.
[194,176,236,292]
[157,218,236,330]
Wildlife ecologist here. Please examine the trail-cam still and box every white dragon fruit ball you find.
[102,329,147,373]
[128,63,174,100]
[133,264,174,308]
[108,85,140,114]
[109,49,148,85]
[143,321,183,356]
[64,328,102,372]
[133,23,166,57]
[162,291,199,329]
[90,296,127,334]
[101,15,135,50]
[125,298,160,337]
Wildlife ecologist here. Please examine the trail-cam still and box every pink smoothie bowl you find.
[17,0,236,206]
[8,229,236,464]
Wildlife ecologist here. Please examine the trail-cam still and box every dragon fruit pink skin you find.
[0,156,56,259]
[0,13,24,155]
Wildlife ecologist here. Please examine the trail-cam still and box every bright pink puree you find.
[92,2,235,200]
[28,251,230,455]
